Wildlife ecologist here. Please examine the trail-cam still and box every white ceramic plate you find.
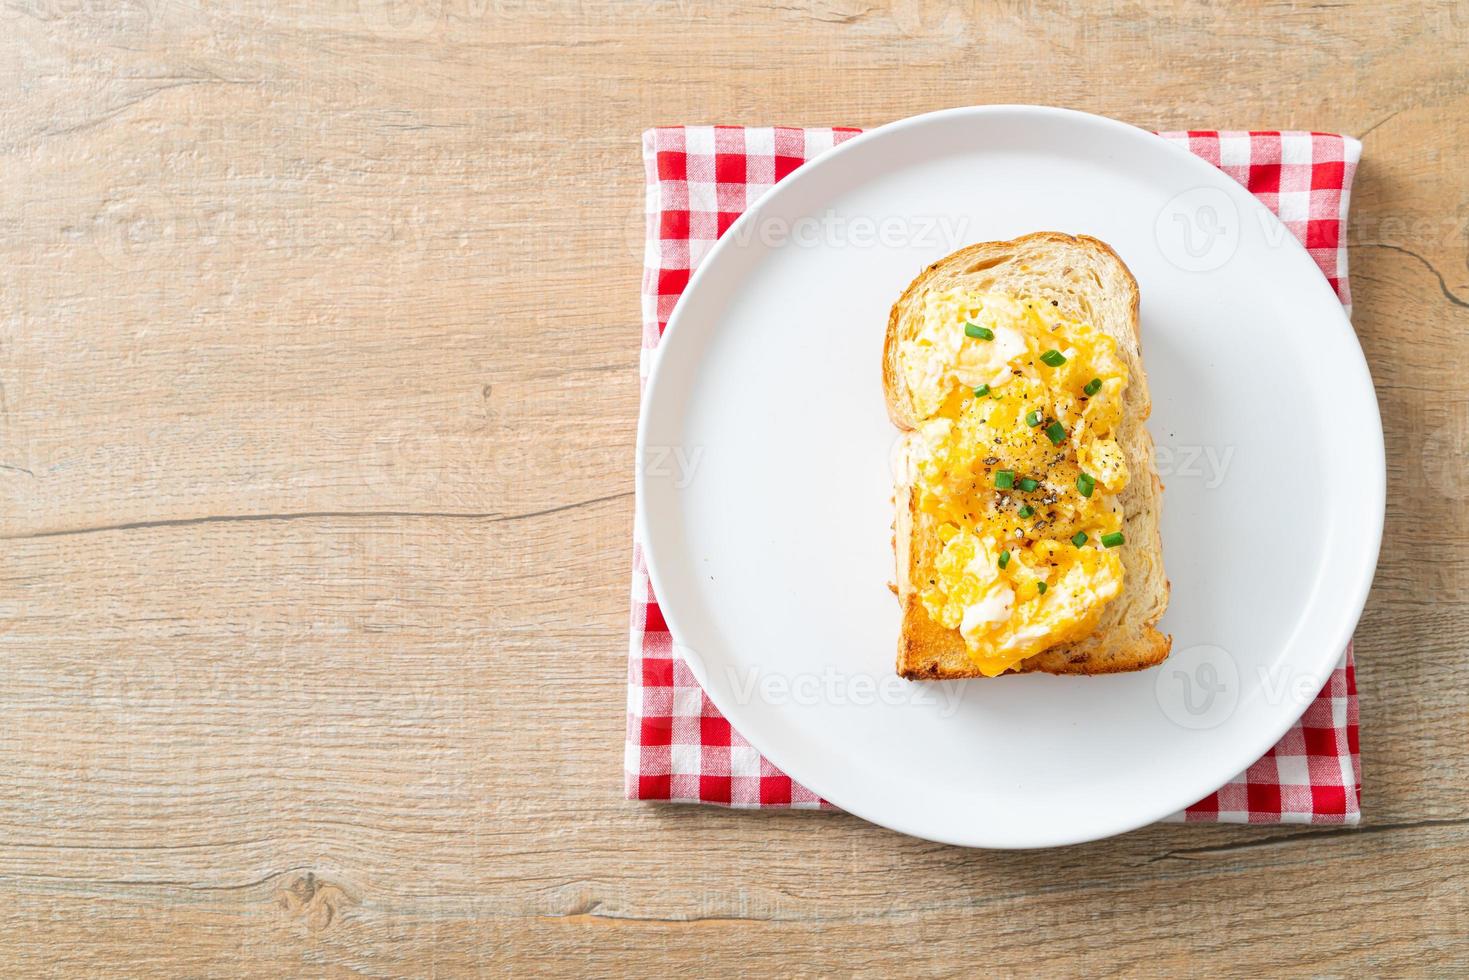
[636,106,1383,848]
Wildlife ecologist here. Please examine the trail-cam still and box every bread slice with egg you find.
[886,233,1170,678]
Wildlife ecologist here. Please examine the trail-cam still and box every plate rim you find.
[634,104,1385,847]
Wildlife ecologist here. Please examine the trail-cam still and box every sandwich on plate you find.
[885,233,1170,678]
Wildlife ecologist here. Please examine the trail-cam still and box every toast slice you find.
[885,233,1170,678]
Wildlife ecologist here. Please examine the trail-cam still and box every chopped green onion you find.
[973,384,990,398]
[1018,505,1034,518]
[1044,421,1066,445]
[994,469,1015,489]
[1076,473,1096,498]
[998,550,1010,569]
[1072,531,1088,547]
[1017,477,1039,492]
[1084,377,1102,397]
[1037,581,1048,594]
[1025,410,1042,428]
[1040,349,1067,367]
[965,322,995,340]
[1101,532,1125,548]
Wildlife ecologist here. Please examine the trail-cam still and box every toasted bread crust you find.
[885,233,1170,679]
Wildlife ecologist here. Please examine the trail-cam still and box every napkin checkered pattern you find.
[629,125,1362,824]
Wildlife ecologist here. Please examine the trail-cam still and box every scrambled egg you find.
[897,291,1130,676]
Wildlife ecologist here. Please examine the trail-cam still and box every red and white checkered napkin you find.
[629,126,1363,824]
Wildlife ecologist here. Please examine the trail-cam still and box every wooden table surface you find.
[3,1,1467,974]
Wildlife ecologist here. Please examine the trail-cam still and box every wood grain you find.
[2,0,1467,974]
